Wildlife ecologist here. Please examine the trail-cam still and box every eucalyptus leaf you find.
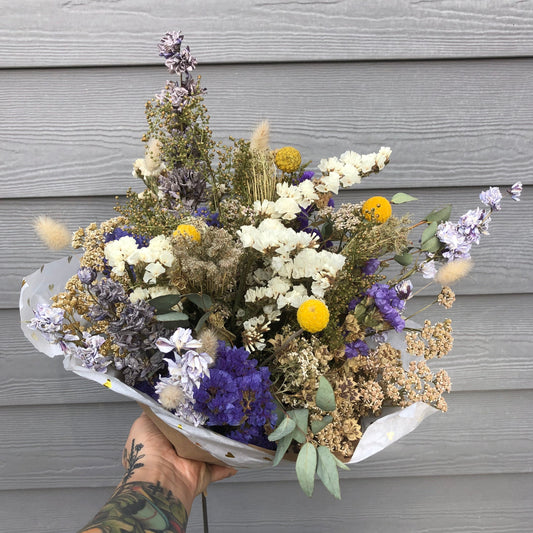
[295,443,317,497]
[420,236,442,253]
[148,294,183,313]
[194,311,212,333]
[391,192,418,204]
[322,220,334,240]
[425,204,452,223]
[186,293,213,311]
[288,409,309,443]
[315,376,336,412]
[421,221,438,244]
[156,311,189,322]
[393,252,413,266]
[273,433,293,467]
[268,416,297,442]
[317,446,341,499]
[332,454,351,471]
[311,415,333,435]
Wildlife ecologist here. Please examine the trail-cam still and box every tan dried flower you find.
[437,286,456,309]
[250,120,270,152]
[34,216,72,250]
[435,258,473,285]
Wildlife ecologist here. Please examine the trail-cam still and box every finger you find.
[209,464,238,483]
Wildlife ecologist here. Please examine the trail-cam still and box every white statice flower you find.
[129,287,151,302]
[143,262,166,284]
[132,139,165,178]
[242,315,271,351]
[263,304,281,322]
[339,150,362,167]
[297,179,320,203]
[292,248,345,280]
[420,259,437,279]
[270,255,294,278]
[104,236,139,276]
[315,171,341,194]
[253,199,276,216]
[277,284,309,309]
[273,196,301,220]
[318,156,343,174]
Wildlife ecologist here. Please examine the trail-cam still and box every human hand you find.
[121,413,237,512]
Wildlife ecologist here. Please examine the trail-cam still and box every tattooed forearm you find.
[77,481,189,533]
[78,440,188,533]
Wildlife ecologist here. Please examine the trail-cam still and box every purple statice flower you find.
[507,181,522,201]
[77,267,97,285]
[156,81,190,110]
[299,170,315,183]
[158,167,206,212]
[165,46,197,75]
[193,206,221,227]
[106,299,168,386]
[479,186,502,211]
[104,227,149,249]
[395,279,413,300]
[362,258,380,276]
[348,298,361,311]
[158,31,184,58]
[29,304,65,340]
[193,343,276,446]
[366,282,406,332]
[72,332,111,372]
[345,339,370,358]
[29,304,80,351]
[437,207,490,261]
[87,278,128,321]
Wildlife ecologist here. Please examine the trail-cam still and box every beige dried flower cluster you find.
[170,226,243,297]
[406,319,454,359]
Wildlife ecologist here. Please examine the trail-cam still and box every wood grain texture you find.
[1,473,533,533]
[3,293,531,407]
[1,59,532,198]
[3,185,531,307]
[1,0,533,68]
[1,390,532,490]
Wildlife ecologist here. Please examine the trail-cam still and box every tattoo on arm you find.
[77,440,188,533]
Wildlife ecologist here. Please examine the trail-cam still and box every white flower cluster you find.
[252,181,319,221]
[104,235,175,283]
[317,146,391,193]
[132,138,165,178]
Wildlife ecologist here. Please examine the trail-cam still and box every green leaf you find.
[288,409,309,443]
[186,293,213,311]
[352,303,366,320]
[332,454,350,471]
[156,311,189,322]
[272,433,293,467]
[420,236,442,253]
[426,204,452,223]
[391,192,418,204]
[421,221,438,244]
[295,443,317,497]
[311,415,333,435]
[393,252,413,266]
[194,311,212,333]
[317,446,341,499]
[148,294,183,313]
[315,376,336,412]
[268,416,297,442]
[322,220,334,240]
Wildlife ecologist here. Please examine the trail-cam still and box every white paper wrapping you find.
[20,255,437,469]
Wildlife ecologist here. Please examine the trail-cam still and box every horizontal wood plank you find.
[1,0,533,68]
[3,185,531,307]
[1,60,532,198]
[2,473,533,532]
[3,293,531,407]
[0,390,531,490]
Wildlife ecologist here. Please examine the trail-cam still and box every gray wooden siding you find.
[1,1,532,532]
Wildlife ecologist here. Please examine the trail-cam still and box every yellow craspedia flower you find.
[297,299,330,333]
[173,224,201,242]
[362,196,392,223]
[274,146,301,173]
